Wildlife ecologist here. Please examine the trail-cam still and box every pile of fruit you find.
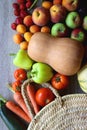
[1,0,87,130]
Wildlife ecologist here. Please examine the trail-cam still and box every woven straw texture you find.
[25,82,87,130]
[28,94,87,130]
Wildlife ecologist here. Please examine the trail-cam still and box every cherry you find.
[20,10,28,18]
[20,3,26,10]
[12,3,19,9]
[14,9,20,16]
[15,17,23,24]
[11,23,17,30]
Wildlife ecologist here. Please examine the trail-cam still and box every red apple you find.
[62,0,79,11]
[71,28,85,42]
[50,4,67,23]
[32,7,50,26]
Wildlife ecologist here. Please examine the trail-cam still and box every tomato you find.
[14,68,27,81]
[12,80,21,92]
[35,88,55,107]
[51,73,69,90]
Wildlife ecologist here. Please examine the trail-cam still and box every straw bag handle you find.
[21,79,62,119]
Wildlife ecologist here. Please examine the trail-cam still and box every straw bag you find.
[21,79,87,130]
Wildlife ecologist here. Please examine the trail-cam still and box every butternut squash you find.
[28,32,84,76]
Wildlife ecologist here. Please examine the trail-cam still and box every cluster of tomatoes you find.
[12,68,69,107]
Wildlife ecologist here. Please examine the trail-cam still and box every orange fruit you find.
[13,33,23,44]
[16,24,27,34]
[29,25,41,33]
[24,32,33,42]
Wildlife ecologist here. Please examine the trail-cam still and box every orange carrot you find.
[6,101,31,123]
[13,91,31,118]
[26,84,40,114]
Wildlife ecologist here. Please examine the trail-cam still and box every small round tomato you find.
[12,80,21,92]
[14,68,27,81]
[51,73,69,90]
[35,88,55,107]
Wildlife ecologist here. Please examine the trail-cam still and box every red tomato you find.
[12,80,21,92]
[14,68,27,81]
[35,88,55,107]
[51,73,69,90]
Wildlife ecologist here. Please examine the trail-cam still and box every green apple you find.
[71,28,85,42]
[77,64,87,93]
[65,12,81,29]
[83,16,87,30]
[51,23,68,37]
[28,62,53,84]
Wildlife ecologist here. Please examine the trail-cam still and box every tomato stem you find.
[7,84,15,93]
[56,77,61,82]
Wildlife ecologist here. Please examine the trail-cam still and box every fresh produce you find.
[0,100,27,130]
[13,33,23,44]
[41,26,50,33]
[65,11,81,29]
[82,16,87,30]
[32,7,50,26]
[71,28,85,42]
[28,32,84,76]
[14,68,27,81]
[16,24,27,34]
[4,0,87,129]
[29,24,41,33]
[35,88,55,107]
[62,0,79,11]
[13,49,34,70]
[6,101,30,123]
[12,80,21,92]
[50,4,67,23]
[42,1,53,9]
[27,62,54,84]
[51,23,68,37]
[24,32,33,42]
[51,73,69,90]
[13,92,29,115]
[20,41,28,50]
[26,84,40,114]
[23,15,33,27]
[0,95,31,123]
[77,64,87,93]
[53,0,62,5]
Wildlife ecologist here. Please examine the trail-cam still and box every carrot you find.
[26,84,40,114]
[6,101,31,123]
[13,91,31,118]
